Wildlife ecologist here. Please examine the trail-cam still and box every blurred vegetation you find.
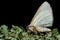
[0,25,60,40]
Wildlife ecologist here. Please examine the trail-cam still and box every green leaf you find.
[56,35,60,40]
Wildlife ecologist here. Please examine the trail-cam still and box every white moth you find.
[27,1,53,32]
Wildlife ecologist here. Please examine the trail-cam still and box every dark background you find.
[0,0,60,31]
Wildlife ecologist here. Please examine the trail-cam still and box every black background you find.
[0,0,60,32]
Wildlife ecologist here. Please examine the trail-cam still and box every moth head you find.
[26,25,37,33]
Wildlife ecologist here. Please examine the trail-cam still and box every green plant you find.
[0,25,60,40]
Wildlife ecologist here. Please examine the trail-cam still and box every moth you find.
[27,1,53,33]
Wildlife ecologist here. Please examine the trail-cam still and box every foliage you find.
[0,25,60,40]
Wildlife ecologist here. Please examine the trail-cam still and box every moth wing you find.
[29,1,53,27]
